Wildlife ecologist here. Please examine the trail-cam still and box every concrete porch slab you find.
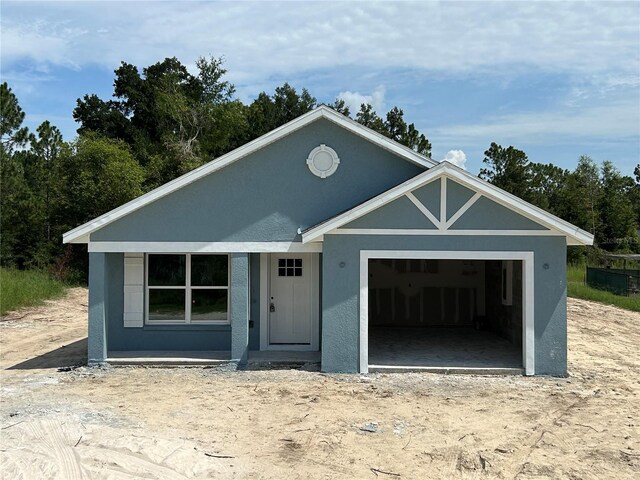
[106,350,321,366]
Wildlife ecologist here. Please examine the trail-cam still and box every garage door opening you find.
[365,257,525,373]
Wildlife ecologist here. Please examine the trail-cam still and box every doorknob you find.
[270,302,276,312]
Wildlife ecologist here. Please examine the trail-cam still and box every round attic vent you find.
[306,144,340,178]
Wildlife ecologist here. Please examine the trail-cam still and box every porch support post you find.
[88,252,107,365]
[231,253,250,366]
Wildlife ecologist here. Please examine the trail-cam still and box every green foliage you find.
[479,143,535,203]
[1,82,30,152]
[354,104,432,156]
[58,135,144,229]
[481,147,639,253]
[0,267,67,315]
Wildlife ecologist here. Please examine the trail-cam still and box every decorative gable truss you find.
[302,162,593,245]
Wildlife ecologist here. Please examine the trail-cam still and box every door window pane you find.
[278,258,303,277]
[191,255,228,286]
[149,289,186,321]
[148,255,186,286]
[191,289,228,321]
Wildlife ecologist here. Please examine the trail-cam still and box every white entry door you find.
[269,253,314,346]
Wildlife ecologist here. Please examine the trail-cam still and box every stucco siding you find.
[342,195,437,230]
[446,180,476,220]
[411,180,440,218]
[105,253,233,352]
[92,118,425,243]
[450,196,549,230]
[321,234,567,376]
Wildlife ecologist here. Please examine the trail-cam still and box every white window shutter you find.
[123,253,144,327]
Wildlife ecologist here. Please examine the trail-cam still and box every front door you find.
[269,253,313,345]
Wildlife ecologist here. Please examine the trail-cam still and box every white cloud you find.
[430,100,639,146]
[1,2,637,85]
[439,150,467,170]
[337,85,385,115]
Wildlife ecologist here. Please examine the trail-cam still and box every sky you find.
[1,1,639,176]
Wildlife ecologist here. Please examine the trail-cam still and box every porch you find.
[106,350,321,367]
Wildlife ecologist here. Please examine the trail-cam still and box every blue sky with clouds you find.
[1,1,639,175]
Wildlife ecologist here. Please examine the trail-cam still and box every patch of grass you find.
[567,264,640,313]
[0,268,68,316]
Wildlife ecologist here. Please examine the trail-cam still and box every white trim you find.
[145,253,230,326]
[259,254,269,351]
[331,229,566,236]
[405,192,441,229]
[358,250,535,375]
[306,144,340,178]
[302,162,594,246]
[63,106,435,244]
[439,176,447,229]
[123,253,144,328]
[89,241,323,253]
[445,192,482,229]
[260,253,320,351]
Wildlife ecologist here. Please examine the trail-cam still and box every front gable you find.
[304,162,593,246]
[449,196,547,231]
[74,114,427,245]
[343,195,437,230]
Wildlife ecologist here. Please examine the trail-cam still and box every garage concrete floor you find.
[368,327,522,369]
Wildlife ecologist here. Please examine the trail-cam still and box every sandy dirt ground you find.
[0,288,638,479]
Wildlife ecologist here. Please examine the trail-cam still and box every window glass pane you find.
[287,267,294,276]
[149,289,185,321]
[294,268,302,277]
[294,259,302,267]
[191,255,228,286]
[191,289,228,321]
[278,259,285,267]
[278,268,286,276]
[148,255,185,286]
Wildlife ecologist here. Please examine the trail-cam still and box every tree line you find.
[1,56,638,279]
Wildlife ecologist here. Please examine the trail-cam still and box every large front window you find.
[146,254,229,324]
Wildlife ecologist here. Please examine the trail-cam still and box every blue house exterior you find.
[65,106,593,376]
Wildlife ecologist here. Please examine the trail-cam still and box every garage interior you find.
[368,258,523,370]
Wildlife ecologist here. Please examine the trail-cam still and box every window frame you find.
[145,253,230,325]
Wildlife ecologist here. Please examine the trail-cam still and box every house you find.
[63,106,593,375]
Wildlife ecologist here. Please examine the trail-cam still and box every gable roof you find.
[63,106,437,244]
[302,161,594,246]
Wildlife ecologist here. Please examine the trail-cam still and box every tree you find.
[631,164,640,228]
[244,83,317,140]
[528,162,570,213]
[598,161,638,251]
[0,84,32,266]
[1,82,30,152]
[58,135,144,230]
[74,56,241,182]
[29,121,64,242]
[329,99,350,117]
[355,103,385,133]
[479,142,534,202]
[355,104,431,156]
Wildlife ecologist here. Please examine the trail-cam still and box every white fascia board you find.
[88,241,323,253]
[302,162,594,246]
[441,166,594,246]
[63,106,434,244]
[302,163,448,241]
[319,108,437,169]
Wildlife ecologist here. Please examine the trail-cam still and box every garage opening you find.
[367,258,524,372]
